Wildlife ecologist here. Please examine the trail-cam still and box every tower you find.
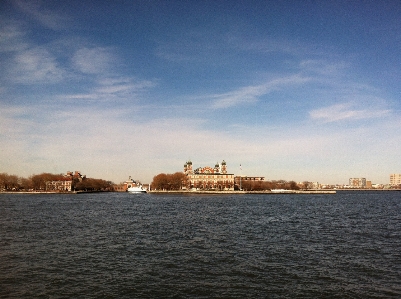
[184,160,193,174]
[221,160,227,174]
[214,162,220,173]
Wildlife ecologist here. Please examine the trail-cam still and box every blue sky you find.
[1,0,400,185]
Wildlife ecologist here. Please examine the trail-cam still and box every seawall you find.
[148,190,336,194]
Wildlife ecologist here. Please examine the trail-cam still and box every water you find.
[1,191,400,298]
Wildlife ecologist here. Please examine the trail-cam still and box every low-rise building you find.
[46,179,72,191]
[349,178,367,188]
[45,171,85,191]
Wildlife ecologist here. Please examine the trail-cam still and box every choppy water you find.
[1,191,400,298]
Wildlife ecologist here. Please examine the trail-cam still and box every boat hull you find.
[127,187,147,193]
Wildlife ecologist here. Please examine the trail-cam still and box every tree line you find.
[2,170,312,192]
[151,172,188,190]
[237,179,301,191]
[0,172,113,192]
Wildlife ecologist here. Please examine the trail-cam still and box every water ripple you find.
[1,192,400,298]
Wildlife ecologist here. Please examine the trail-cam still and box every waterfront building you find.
[349,178,367,188]
[67,171,84,180]
[113,183,127,192]
[45,179,72,191]
[234,176,265,182]
[183,160,234,190]
[390,174,401,185]
[45,171,85,191]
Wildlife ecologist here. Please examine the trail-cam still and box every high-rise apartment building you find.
[390,174,401,185]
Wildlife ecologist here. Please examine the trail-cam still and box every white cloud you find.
[310,102,390,123]
[299,59,349,76]
[1,99,400,185]
[0,20,65,84]
[95,77,155,94]
[56,76,156,104]
[210,75,310,109]
[210,85,265,109]
[1,2,399,186]
[13,0,70,30]
[72,47,117,75]
[0,21,29,52]
[9,47,64,83]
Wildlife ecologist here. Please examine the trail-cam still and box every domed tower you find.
[214,162,220,173]
[221,160,227,174]
[185,160,193,174]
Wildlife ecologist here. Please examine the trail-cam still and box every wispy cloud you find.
[95,77,155,94]
[0,21,29,52]
[9,47,65,83]
[0,20,66,84]
[210,75,309,109]
[1,0,400,185]
[58,76,156,103]
[299,59,349,77]
[72,47,117,75]
[13,0,70,30]
[310,102,391,123]
[233,36,308,57]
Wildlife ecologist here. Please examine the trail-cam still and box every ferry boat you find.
[126,178,147,193]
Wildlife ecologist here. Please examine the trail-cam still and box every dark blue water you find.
[1,191,400,298]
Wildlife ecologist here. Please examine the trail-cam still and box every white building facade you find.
[390,174,401,185]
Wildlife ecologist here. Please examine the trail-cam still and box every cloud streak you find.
[310,103,391,123]
[210,75,310,109]
[13,0,70,30]
[56,77,156,105]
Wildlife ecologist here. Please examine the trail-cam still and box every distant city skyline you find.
[1,1,400,185]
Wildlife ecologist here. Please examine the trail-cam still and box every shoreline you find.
[148,189,401,194]
[148,190,337,194]
[2,189,400,195]
[0,190,108,194]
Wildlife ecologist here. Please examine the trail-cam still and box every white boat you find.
[127,185,147,193]
[126,178,147,193]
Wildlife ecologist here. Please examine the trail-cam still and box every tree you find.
[289,181,299,190]
[171,172,187,190]
[0,173,20,191]
[19,177,33,190]
[30,173,62,190]
[75,178,113,191]
[151,172,187,190]
[151,173,168,190]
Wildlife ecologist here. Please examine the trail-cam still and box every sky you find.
[1,0,400,185]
